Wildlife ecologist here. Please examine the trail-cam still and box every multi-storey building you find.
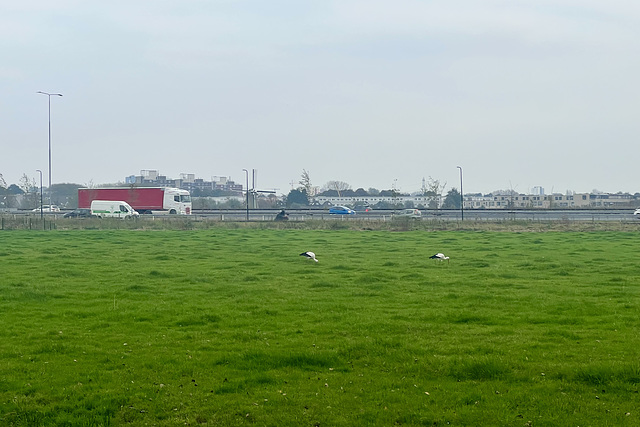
[463,193,635,209]
[125,170,242,193]
[315,192,637,210]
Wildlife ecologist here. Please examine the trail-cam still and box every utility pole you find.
[457,166,464,221]
[242,169,249,221]
[37,91,63,206]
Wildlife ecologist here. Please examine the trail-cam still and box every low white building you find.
[463,193,634,209]
[315,194,441,208]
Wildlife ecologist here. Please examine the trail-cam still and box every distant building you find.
[316,194,441,208]
[461,192,635,209]
[532,186,544,196]
[125,170,243,193]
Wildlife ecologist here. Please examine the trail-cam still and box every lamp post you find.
[457,166,464,221]
[36,169,43,220]
[37,91,63,206]
[242,169,249,221]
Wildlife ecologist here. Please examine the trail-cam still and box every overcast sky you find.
[3,1,640,195]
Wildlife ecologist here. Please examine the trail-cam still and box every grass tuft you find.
[448,358,512,381]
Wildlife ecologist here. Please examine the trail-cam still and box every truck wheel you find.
[169,209,177,214]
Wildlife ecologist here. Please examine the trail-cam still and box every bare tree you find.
[298,169,318,198]
[325,180,351,197]
[424,176,447,209]
[19,173,38,208]
[299,169,310,191]
[0,173,7,208]
[18,174,36,194]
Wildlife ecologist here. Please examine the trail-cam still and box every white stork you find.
[300,251,318,262]
[429,253,450,263]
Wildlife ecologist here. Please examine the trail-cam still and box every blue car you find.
[329,206,355,215]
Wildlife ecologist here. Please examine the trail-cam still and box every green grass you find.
[1,229,640,425]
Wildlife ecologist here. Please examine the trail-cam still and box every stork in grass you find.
[300,251,318,262]
[429,253,450,263]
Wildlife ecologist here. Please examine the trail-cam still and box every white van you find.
[90,200,139,219]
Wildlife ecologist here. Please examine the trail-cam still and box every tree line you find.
[285,170,461,209]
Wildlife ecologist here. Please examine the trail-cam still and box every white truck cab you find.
[163,188,192,214]
[91,200,140,219]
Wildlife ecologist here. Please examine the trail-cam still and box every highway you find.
[189,209,640,222]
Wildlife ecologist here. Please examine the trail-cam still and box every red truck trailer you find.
[78,187,192,214]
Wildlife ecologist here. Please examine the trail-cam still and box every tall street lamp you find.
[37,91,63,206]
[457,166,464,221]
[36,169,43,220]
[242,169,249,221]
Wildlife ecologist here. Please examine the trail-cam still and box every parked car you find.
[394,208,422,219]
[329,206,355,215]
[63,208,93,218]
[31,205,60,212]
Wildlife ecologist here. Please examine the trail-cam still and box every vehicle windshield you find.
[180,195,191,203]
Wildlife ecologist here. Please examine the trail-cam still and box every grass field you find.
[1,228,640,426]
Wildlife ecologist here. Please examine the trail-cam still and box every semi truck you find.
[78,187,192,214]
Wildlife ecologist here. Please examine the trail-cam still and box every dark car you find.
[63,208,93,218]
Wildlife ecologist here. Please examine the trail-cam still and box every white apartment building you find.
[316,192,636,210]
[315,194,442,208]
[463,193,634,209]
